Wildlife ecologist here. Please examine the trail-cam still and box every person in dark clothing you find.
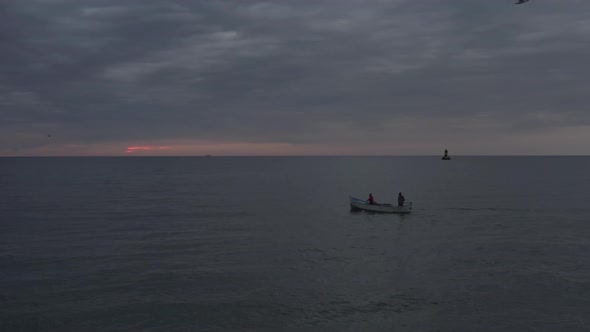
[368,193,375,205]
[398,192,405,207]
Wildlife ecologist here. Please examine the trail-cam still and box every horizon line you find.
[1,154,589,158]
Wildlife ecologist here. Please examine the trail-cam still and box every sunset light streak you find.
[125,146,170,153]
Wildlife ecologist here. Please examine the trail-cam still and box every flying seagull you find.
[515,0,530,4]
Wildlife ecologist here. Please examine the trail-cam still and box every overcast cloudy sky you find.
[1,0,589,156]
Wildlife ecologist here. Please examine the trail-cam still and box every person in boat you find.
[398,192,405,207]
[368,193,375,205]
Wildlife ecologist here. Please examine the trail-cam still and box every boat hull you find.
[349,196,412,214]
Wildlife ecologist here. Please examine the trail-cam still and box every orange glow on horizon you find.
[0,139,442,156]
[125,146,170,153]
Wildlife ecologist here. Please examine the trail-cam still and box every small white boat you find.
[349,196,412,214]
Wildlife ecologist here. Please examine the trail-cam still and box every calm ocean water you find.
[1,156,589,331]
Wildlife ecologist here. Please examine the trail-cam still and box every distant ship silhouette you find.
[442,149,451,160]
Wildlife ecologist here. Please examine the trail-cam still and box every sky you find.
[1,0,590,156]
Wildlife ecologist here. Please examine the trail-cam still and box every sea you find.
[1,156,589,331]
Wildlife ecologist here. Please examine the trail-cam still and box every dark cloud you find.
[2,0,590,155]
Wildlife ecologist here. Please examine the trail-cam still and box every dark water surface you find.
[1,156,589,331]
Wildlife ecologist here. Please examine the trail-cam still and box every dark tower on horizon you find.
[442,149,451,160]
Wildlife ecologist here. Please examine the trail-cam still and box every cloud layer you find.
[2,0,590,155]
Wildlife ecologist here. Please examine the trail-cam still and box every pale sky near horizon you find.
[1,0,590,156]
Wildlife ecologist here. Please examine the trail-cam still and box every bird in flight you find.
[515,0,530,4]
